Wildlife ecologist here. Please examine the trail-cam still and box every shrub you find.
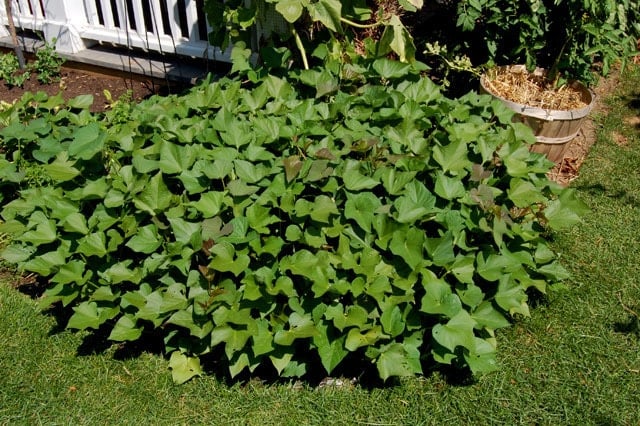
[410,0,640,85]
[204,0,422,69]
[0,52,30,88]
[0,61,587,382]
[31,39,65,84]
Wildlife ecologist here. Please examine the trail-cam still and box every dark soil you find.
[0,63,189,113]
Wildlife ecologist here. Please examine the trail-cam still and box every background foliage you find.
[204,0,423,70]
[411,0,640,87]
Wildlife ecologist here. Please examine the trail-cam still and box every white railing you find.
[0,0,229,61]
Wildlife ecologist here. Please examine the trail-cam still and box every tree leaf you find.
[67,94,94,109]
[209,242,251,277]
[544,188,590,230]
[345,191,381,233]
[275,0,306,23]
[126,224,162,254]
[169,352,203,384]
[108,315,143,341]
[345,326,386,351]
[431,310,476,353]
[77,232,108,257]
[376,342,422,381]
[463,337,499,375]
[68,122,105,160]
[133,172,172,215]
[380,305,405,337]
[308,0,342,32]
[471,301,511,330]
[43,154,80,182]
[420,273,462,318]
[372,58,412,79]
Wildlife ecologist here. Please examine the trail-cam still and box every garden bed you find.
[0,63,187,113]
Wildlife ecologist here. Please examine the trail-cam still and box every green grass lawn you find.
[2,65,640,425]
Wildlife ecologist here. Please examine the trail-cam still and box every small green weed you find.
[0,52,30,87]
[31,38,65,84]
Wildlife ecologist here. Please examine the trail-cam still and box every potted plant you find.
[479,65,595,164]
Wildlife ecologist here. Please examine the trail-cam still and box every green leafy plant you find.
[0,60,587,382]
[204,0,423,69]
[0,52,30,87]
[31,38,65,84]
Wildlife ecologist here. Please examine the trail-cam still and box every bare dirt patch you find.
[624,115,640,128]
[611,131,630,147]
[0,63,188,113]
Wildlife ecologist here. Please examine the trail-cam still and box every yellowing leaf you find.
[169,352,203,384]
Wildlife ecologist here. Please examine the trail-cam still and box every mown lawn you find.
[1,65,639,425]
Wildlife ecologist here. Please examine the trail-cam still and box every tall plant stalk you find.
[4,0,26,69]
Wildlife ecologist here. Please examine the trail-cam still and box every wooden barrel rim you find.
[480,66,596,122]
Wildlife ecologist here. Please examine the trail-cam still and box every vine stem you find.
[339,16,381,29]
[292,27,309,70]
[4,0,26,69]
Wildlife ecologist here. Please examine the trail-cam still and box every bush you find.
[411,0,640,85]
[0,60,587,382]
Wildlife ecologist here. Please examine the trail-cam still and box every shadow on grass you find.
[67,321,479,390]
[202,353,477,390]
[627,93,640,111]
[593,415,624,426]
[613,312,640,338]
[74,325,166,360]
[10,270,47,299]
[574,183,640,208]
[626,93,640,130]
[5,267,480,389]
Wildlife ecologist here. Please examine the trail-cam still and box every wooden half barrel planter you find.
[480,66,596,164]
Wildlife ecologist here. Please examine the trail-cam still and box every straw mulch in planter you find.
[483,65,589,111]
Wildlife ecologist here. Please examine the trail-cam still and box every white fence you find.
[0,0,230,61]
